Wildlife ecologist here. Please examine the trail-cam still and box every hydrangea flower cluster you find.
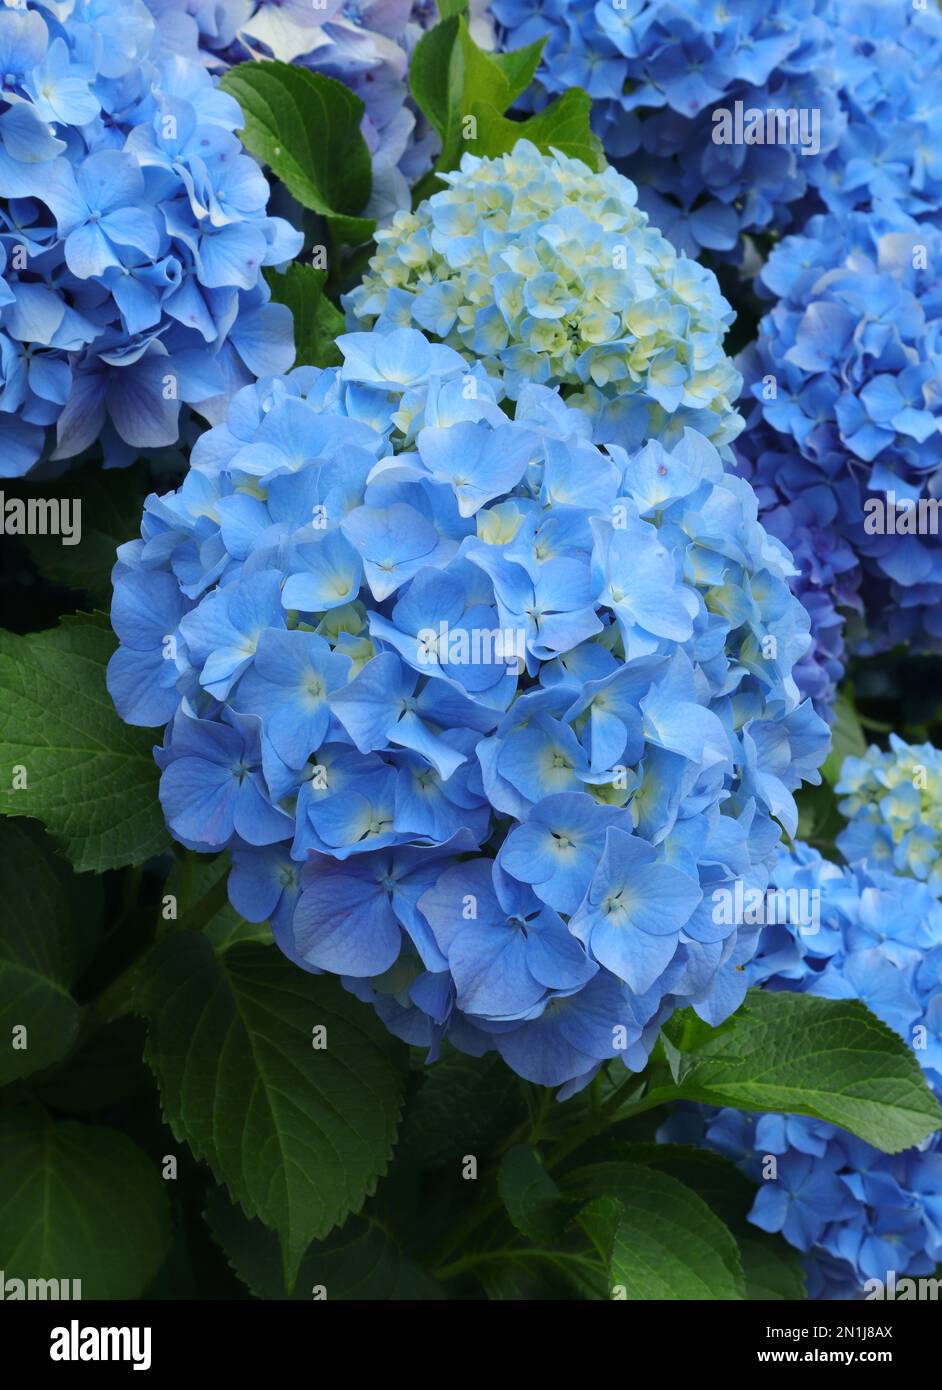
[765,518,856,715]
[735,204,942,681]
[663,841,942,1299]
[108,322,827,1091]
[734,430,861,717]
[836,736,942,895]
[492,0,942,259]
[144,0,493,223]
[686,1108,942,1301]
[344,142,744,452]
[0,0,303,477]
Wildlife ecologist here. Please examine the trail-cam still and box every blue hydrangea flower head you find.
[662,840,942,1296]
[108,321,828,1090]
[736,203,942,677]
[836,736,942,896]
[734,432,861,717]
[492,0,942,260]
[674,1105,942,1299]
[344,140,744,451]
[0,0,303,477]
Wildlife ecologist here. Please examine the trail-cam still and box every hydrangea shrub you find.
[0,0,303,476]
[5,0,942,1312]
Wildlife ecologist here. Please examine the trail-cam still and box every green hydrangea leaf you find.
[410,14,547,182]
[660,990,942,1153]
[219,61,375,246]
[205,1190,444,1300]
[498,1145,570,1244]
[0,1107,171,1299]
[135,934,406,1288]
[0,614,171,872]
[467,90,605,170]
[563,1161,746,1300]
[615,1145,806,1301]
[399,1043,527,1167]
[266,264,344,369]
[0,820,80,1084]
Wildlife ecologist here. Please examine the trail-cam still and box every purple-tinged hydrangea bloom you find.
[144,0,494,224]
[108,323,827,1090]
[345,141,744,451]
[492,0,942,260]
[0,0,303,477]
[735,204,942,691]
[734,433,861,718]
[662,841,942,1298]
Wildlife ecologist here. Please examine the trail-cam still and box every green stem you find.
[90,954,149,1024]
[428,1181,504,1270]
[528,1087,552,1145]
[182,873,230,935]
[429,1074,679,1276]
[543,1087,674,1172]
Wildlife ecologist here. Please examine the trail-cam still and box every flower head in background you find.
[492,0,942,260]
[108,322,827,1090]
[0,0,303,477]
[662,840,942,1297]
[677,1106,942,1300]
[837,736,942,895]
[346,141,744,452]
[736,205,942,681]
[747,843,942,1061]
[734,434,861,718]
